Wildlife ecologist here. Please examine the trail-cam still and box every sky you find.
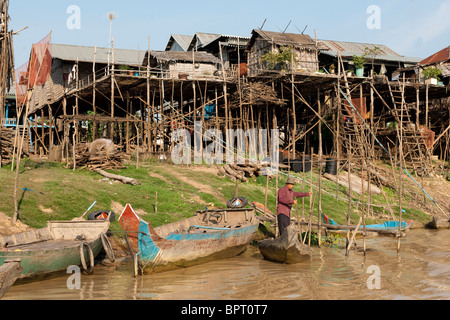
[9,0,450,67]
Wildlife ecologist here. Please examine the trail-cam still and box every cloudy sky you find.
[9,0,450,67]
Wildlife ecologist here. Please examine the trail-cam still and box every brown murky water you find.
[2,229,449,300]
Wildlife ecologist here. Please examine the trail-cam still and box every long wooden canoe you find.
[322,213,414,231]
[118,204,259,274]
[258,224,313,264]
[0,219,110,283]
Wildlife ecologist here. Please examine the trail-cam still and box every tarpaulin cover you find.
[343,97,367,124]
[419,126,435,150]
[204,103,216,120]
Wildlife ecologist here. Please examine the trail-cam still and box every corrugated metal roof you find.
[318,39,421,64]
[189,33,222,50]
[51,44,147,66]
[165,34,193,51]
[144,51,220,64]
[202,35,250,50]
[419,46,450,66]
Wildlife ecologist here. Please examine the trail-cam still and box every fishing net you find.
[14,32,52,107]
[27,32,52,88]
[14,62,28,106]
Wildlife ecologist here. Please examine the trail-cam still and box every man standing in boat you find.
[277,177,312,236]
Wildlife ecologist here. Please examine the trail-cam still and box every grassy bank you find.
[0,158,436,234]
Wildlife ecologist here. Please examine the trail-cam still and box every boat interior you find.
[154,208,258,238]
[0,220,109,251]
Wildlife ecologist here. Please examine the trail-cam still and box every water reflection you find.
[3,229,449,300]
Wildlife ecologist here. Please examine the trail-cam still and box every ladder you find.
[387,78,431,175]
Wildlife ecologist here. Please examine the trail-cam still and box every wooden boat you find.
[252,201,274,215]
[0,219,111,284]
[118,204,259,274]
[320,213,414,237]
[258,224,313,264]
[251,201,276,221]
[322,213,414,231]
[0,261,22,298]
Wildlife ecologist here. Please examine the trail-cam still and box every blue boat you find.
[322,214,414,232]
[119,204,259,274]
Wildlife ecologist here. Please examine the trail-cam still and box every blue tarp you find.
[204,103,216,120]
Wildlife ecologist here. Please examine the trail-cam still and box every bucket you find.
[288,156,311,173]
[325,159,338,175]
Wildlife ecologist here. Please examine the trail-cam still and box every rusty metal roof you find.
[419,46,450,66]
[318,39,421,64]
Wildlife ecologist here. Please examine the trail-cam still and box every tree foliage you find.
[261,46,297,71]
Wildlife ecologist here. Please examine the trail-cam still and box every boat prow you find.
[119,204,260,274]
[258,224,313,264]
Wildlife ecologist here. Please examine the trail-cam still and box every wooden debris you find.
[94,169,139,186]
[217,161,284,183]
[0,128,27,165]
[67,139,130,171]
[230,81,287,108]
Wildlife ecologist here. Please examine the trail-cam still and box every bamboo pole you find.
[110,37,115,140]
[361,153,366,256]
[92,45,97,141]
[13,34,52,223]
[317,88,322,248]
[48,105,53,150]
[346,217,363,257]
[425,83,429,128]
[147,36,151,152]
[397,77,405,253]
[291,53,297,157]
[346,135,352,251]
[13,92,31,223]
[219,43,229,135]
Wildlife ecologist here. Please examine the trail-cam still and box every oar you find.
[80,201,97,220]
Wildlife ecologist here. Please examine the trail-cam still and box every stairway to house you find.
[388,79,432,175]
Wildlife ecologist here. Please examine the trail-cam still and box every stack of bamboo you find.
[68,140,130,171]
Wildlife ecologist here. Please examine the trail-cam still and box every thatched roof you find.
[247,29,316,50]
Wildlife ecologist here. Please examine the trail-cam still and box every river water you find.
[2,229,449,300]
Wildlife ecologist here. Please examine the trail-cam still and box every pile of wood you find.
[0,128,25,165]
[229,81,287,108]
[217,162,282,182]
[68,139,130,171]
